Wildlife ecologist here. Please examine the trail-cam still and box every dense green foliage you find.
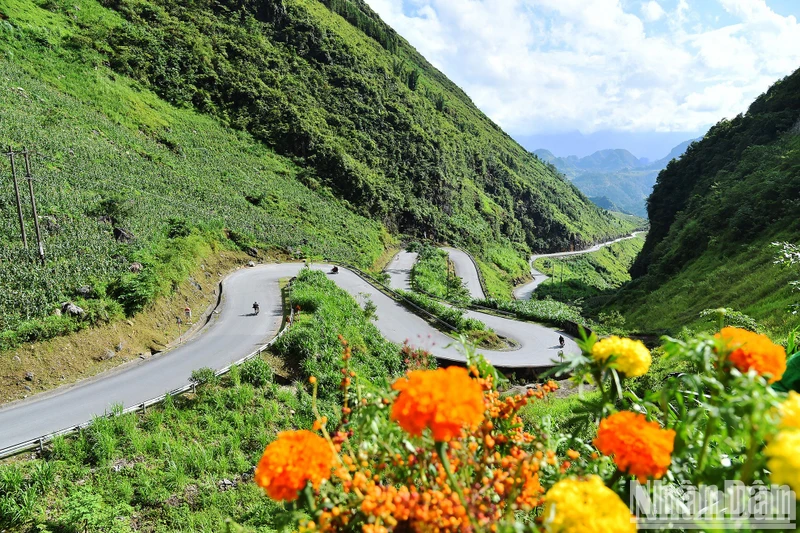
[0,372,305,531]
[408,243,469,302]
[614,68,800,335]
[474,298,584,329]
[532,234,645,303]
[396,289,487,334]
[0,6,391,345]
[274,269,404,401]
[12,0,630,254]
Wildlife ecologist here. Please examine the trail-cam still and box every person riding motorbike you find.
[252,301,260,315]
[559,335,565,348]
[330,266,339,274]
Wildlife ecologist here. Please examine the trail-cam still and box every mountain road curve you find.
[440,247,486,300]
[513,231,645,300]
[0,263,577,451]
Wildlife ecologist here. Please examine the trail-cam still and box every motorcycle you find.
[252,302,260,315]
[329,266,339,274]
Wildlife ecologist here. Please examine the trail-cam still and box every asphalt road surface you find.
[513,232,644,300]
[440,246,486,300]
[0,263,577,451]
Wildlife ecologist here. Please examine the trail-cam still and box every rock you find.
[113,227,135,243]
[76,285,94,298]
[41,216,60,233]
[12,356,20,363]
[61,302,85,317]
[218,478,235,491]
[241,465,256,481]
[246,247,258,257]
[52,308,62,317]
[24,385,31,392]
[129,262,143,273]
[24,371,34,381]
[97,215,112,225]
[99,349,115,361]
[247,261,256,268]
[115,341,125,352]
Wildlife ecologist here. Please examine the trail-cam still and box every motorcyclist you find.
[559,335,565,348]
[253,301,260,315]
[331,266,339,274]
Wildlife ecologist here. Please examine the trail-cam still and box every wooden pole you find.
[8,147,27,248]
[22,148,45,265]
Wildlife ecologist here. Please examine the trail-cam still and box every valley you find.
[1,0,799,531]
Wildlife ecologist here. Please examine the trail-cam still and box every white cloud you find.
[364,0,800,135]
[641,1,666,22]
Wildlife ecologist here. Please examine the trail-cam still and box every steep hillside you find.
[0,0,636,348]
[536,141,695,217]
[37,0,628,253]
[616,68,800,334]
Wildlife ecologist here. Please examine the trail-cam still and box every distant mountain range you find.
[533,139,699,217]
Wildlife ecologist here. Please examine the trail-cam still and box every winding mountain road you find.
[513,232,644,300]
[440,247,486,300]
[0,263,577,452]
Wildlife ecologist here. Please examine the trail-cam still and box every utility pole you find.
[8,146,27,248]
[22,148,45,265]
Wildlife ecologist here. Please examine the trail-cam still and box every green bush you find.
[240,356,273,388]
[191,367,219,386]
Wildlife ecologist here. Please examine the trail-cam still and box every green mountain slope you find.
[613,68,800,334]
[0,0,635,346]
[58,0,628,252]
[534,141,696,217]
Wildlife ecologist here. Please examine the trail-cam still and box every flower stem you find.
[696,415,716,475]
[606,468,624,489]
[435,441,469,512]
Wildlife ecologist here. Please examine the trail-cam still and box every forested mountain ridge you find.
[607,68,800,334]
[632,68,800,279]
[534,140,696,217]
[61,0,629,253]
[0,0,637,350]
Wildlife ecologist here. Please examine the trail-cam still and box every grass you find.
[273,268,405,403]
[0,366,302,532]
[607,232,800,339]
[0,267,416,532]
[532,234,645,303]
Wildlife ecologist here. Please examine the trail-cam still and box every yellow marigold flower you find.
[542,475,636,533]
[779,391,800,430]
[594,411,675,483]
[765,429,800,492]
[391,366,484,441]
[255,430,333,501]
[591,336,651,377]
[716,327,786,383]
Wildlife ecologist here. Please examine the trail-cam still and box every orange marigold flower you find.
[594,411,675,482]
[716,327,786,383]
[254,430,333,501]
[391,366,484,441]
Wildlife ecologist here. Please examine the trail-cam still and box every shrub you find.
[190,367,219,386]
[240,357,273,388]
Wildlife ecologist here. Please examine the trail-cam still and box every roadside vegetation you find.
[621,67,800,336]
[532,234,645,304]
[408,243,470,303]
[274,268,405,402]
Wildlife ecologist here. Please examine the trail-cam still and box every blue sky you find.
[364,0,800,159]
